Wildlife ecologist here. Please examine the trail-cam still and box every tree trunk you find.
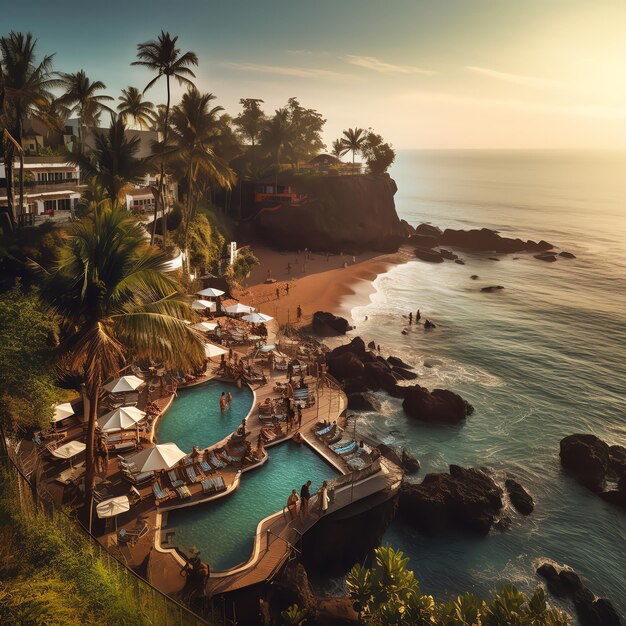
[152,78,172,248]
[18,118,25,222]
[4,157,15,231]
[183,160,194,276]
[83,378,100,506]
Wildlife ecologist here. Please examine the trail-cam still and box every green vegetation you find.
[0,283,58,436]
[346,546,570,625]
[117,86,155,130]
[360,131,396,175]
[230,247,260,285]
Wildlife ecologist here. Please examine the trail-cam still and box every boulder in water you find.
[401,449,421,473]
[535,252,558,262]
[312,311,351,335]
[364,361,398,392]
[481,285,505,293]
[367,340,376,350]
[438,248,458,260]
[560,434,609,489]
[392,366,418,380]
[559,251,576,259]
[470,274,479,280]
[505,478,534,515]
[327,351,365,380]
[409,234,439,248]
[454,259,465,265]
[414,247,444,263]
[387,355,413,369]
[347,392,381,412]
[402,384,474,424]
[415,223,443,239]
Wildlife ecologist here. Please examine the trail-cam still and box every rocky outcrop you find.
[559,251,576,259]
[414,247,444,263]
[347,392,381,412]
[560,434,626,510]
[327,351,364,380]
[535,252,557,262]
[439,227,553,254]
[401,450,421,473]
[312,311,351,336]
[399,465,504,534]
[402,384,474,424]
[481,285,504,293]
[364,361,398,392]
[254,174,405,253]
[387,355,413,369]
[414,223,442,238]
[505,477,534,515]
[409,234,439,249]
[537,561,622,626]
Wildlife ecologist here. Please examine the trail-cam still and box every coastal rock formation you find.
[254,174,405,253]
[409,234,439,248]
[364,361,398,392]
[327,351,364,380]
[536,561,622,626]
[401,449,421,473]
[505,477,534,515]
[414,247,444,263]
[439,249,458,260]
[347,392,381,412]
[387,355,413,369]
[402,384,474,424]
[399,465,504,534]
[414,223,442,238]
[481,285,505,293]
[535,252,558,262]
[312,311,351,335]
[471,274,479,280]
[559,251,576,259]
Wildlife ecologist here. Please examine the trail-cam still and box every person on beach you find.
[318,481,330,516]
[287,262,292,274]
[227,391,233,409]
[276,287,280,299]
[297,404,303,428]
[287,489,299,520]
[297,304,302,320]
[219,392,226,412]
[285,283,290,295]
[416,309,421,322]
[409,312,413,325]
[300,480,312,516]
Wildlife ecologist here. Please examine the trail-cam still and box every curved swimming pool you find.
[156,380,253,453]
[166,442,338,570]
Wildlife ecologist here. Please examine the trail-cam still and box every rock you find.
[392,366,418,380]
[402,384,474,424]
[608,445,626,480]
[423,358,442,368]
[327,351,365,380]
[560,434,609,489]
[415,223,443,239]
[401,449,420,473]
[593,598,622,626]
[438,248,458,260]
[343,377,369,394]
[387,355,413,369]
[377,444,403,467]
[505,478,534,515]
[254,173,405,253]
[312,311,351,335]
[559,251,576,259]
[440,227,553,254]
[537,563,569,598]
[470,274,479,280]
[488,257,500,261]
[364,361,398,392]
[400,219,416,237]
[409,234,439,248]
[328,336,367,361]
[454,259,465,265]
[599,488,626,509]
[414,247,444,263]
[535,253,557,262]
[399,465,504,534]
[347,392,381,412]
[481,285,505,292]
[367,340,376,350]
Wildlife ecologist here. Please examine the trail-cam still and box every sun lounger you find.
[208,451,225,469]
[185,466,203,483]
[176,485,192,499]
[198,460,213,474]
[330,437,352,450]
[334,441,358,456]
[261,427,279,442]
[220,451,239,464]
[167,470,184,488]
[315,424,334,437]
[212,475,226,491]
[347,456,369,471]
[201,478,215,494]
[152,482,172,503]
[326,430,344,445]
[123,469,154,484]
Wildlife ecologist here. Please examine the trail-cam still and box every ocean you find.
[348,150,626,613]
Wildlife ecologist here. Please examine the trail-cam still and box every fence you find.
[3,441,208,626]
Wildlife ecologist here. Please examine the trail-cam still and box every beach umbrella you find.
[98,406,146,432]
[204,343,227,359]
[128,443,187,472]
[96,495,130,531]
[51,440,86,467]
[196,287,224,298]
[224,303,256,315]
[242,312,274,324]
[259,344,276,353]
[191,299,216,311]
[191,321,218,332]
[51,402,74,423]
[104,375,145,394]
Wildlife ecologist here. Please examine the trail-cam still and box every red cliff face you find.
[253,174,405,253]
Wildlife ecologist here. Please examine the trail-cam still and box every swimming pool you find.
[156,380,253,453]
[165,443,338,570]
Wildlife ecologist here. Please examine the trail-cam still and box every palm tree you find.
[260,109,293,190]
[331,139,344,159]
[0,31,57,222]
[234,98,265,176]
[170,87,235,273]
[68,116,147,204]
[340,127,366,174]
[35,207,205,504]
[117,86,154,130]
[57,70,113,152]
[132,31,198,245]
[150,104,169,135]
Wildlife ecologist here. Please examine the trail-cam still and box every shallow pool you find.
[157,380,253,453]
[166,443,338,570]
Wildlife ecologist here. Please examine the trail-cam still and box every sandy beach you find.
[234,243,414,326]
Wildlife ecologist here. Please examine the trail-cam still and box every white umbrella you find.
[259,344,276,353]
[96,495,130,519]
[225,303,256,315]
[191,299,216,311]
[52,440,86,467]
[196,287,225,298]
[191,321,218,332]
[98,406,146,431]
[242,312,274,324]
[104,375,145,393]
[127,442,186,472]
[204,343,227,359]
[51,402,74,423]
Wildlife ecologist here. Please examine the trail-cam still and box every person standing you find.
[300,480,311,516]
[318,481,329,516]
[276,287,280,300]
[297,404,303,428]
[409,312,413,326]
[287,489,299,520]
[219,392,226,412]
[227,391,233,409]
[297,304,302,320]
[416,309,421,322]
[285,283,290,295]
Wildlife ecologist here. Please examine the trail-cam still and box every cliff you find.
[253,174,405,253]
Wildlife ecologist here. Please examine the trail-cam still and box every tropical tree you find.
[57,70,113,152]
[234,98,265,176]
[117,86,154,130]
[68,115,147,204]
[339,127,366,174]
[331,139,344,159]
[34,207,205,503]
[0,31,57,222]
[150,104,169,135]
[361,130,396,175]
[133,31,198,245]
[285,97,325,168]
[260,108,293,189]
[281,604,307,625]
[170,87,235,273]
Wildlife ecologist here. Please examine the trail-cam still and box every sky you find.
[4,0,626,149]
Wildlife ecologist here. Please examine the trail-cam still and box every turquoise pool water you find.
[166,443,338,570]
[156,381,253,453]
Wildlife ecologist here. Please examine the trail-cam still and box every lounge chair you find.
[167,470,184,488]
[185,466,203,483]
[176,485,192,499]
[213,475,226,491]
[152,482,173,504]
[220,451,239,464]
[198,460,213,474]
[261,427,278,442]
[334,441,358,456]
[315,423,334,437]
[208,451,225,469]
[122,468,154,485]
[201,478,215,494]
